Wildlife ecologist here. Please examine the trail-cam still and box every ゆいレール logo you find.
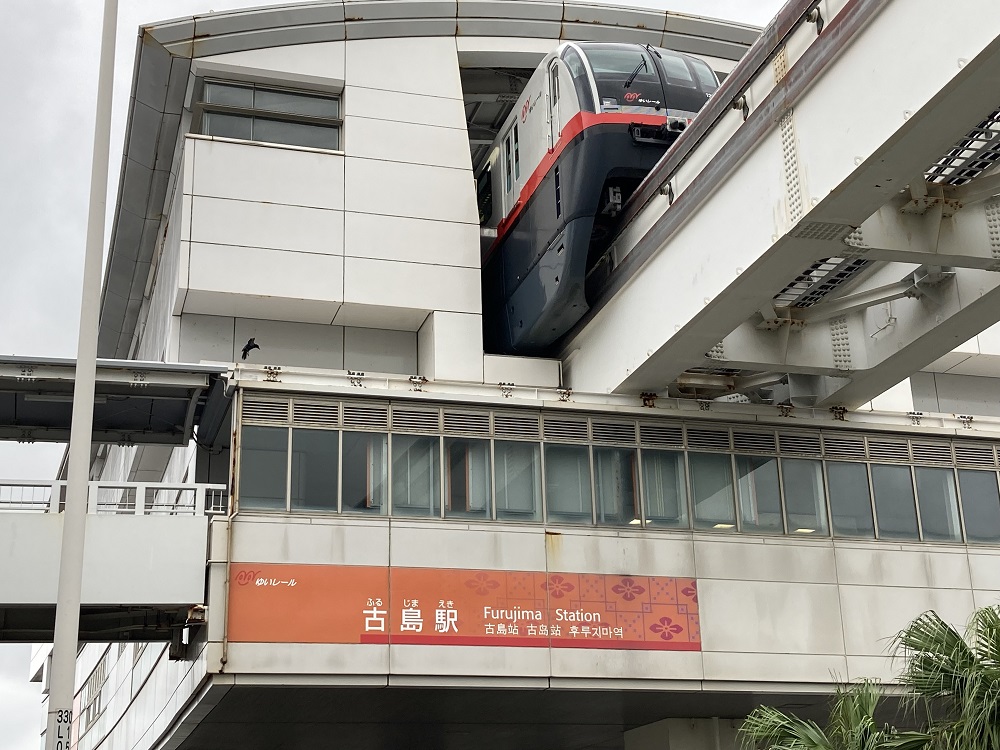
[623,91,640,102]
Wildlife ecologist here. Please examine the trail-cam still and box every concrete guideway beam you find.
[563,0,1000,404]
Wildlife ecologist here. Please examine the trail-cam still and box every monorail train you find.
[478,42,720,354]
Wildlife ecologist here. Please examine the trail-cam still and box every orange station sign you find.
[228,564,700,651]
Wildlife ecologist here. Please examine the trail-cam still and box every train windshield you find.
[579,44,663,111]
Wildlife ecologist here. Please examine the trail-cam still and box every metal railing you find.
[0,481,228,516]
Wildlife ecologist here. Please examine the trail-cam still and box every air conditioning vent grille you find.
[391,408,441,432]
[342,403,389,430]
[242,397,289,424]
[591,420,637,444]
[291,400,340,427]
[494,413,540,439]
[822,435,866,459]
[686,428,731,451]
[443,411,491,436]
[732,431,776,454]
[954,443,997,467]
[543,418,589,442]
[867,439,911,463]
[639,424,683,448]
[778,433,821,456]
[911,442,954,465]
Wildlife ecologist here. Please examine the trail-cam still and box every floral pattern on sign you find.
[611,577,646,601]
[681,583,698,603]
[544,574,575,598]
[650,616,684,640]
[465,572,501,595]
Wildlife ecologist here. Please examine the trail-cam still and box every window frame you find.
[193,78,343,152]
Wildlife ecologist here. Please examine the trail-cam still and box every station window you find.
[689,452,736,530]
[198,80,341,151]
[444,438,491,519]
[958,470,1000,543]
[494,441,542,521]
[239,426,289,510]
[290,429,338,512]
[915,467,962,541]
[391,434,440,517]
[781,459,829,535]
[545,444,593,524]
[594,446,639,526]
[735,455,782,533]
[642,449,687,528]
[342,431,387,515]
[871,464,920,540]
[827,461,875,538]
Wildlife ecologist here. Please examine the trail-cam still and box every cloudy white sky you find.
[0,0,785,747]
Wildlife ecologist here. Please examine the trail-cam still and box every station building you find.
[8,1,1000,749]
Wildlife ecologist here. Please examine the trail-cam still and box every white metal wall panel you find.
[344,212,480,268]
[343,85,466,129]
[190,196,345,256]
[344,327,417,374]
[345,116,472,170]
[344,36,463,99]
[230,518,390,566]
[189,138,345,210]
[0,515,61,604]
[417,311,485,382]
[343,157,477,224]
[341,256,481,315]
[179,314,236,364]
[194,41,346,88]
[233,318,348,370]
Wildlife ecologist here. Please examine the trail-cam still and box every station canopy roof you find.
[0,356,230,446]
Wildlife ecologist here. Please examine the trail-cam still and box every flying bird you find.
[241,338,260,360]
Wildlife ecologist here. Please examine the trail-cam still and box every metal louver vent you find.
[342,403,389,430]
[591,420,637,444]
[639,424,683,447]
[732,431,776,453]
[911,442,954,465]
[443,411,490,436]
[686,427,731,451]
[778,433,821,456]
[391,407,441,432]
[954,443,997,467]
[242,397,289,424]
[543,417,589,442]
[822,435,866,459]
[494,413,540,439]
[867,439,911,463]
[291,400,340,427]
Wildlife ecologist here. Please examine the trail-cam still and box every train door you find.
[547,60,561,149]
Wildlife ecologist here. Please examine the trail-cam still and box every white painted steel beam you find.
[563,0,1000,409]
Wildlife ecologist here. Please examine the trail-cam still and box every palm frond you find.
[740,705,835,750]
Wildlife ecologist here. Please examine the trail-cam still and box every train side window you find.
[503,131,513,193]
[689,58,719,93]
[549,63,560,105]
[477,166,493,224]
[561,48,597,113]
[513,124,520,181]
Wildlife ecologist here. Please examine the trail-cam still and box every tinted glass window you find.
[240,426,287,510]
[585,48,655,77]
[689,452,735,529]
[562,47,596,113]
[959,470,1000,543]
[290,429,338,512]
[660,53,696,86]
[735,455,782,533]
[253,118,339,150]
[545,444,592,524]
[444,438,491,520]
[342,431,387,514]
[827,461,875,537]
[915,467,962,541]
[642,449,688,528]
[254,87,339,118]
[782,459,829,535]
[391,434,440,517]
[872,464,919,540]
[594,447,638,526]
[494,441,542,521]
[690,59,719,92]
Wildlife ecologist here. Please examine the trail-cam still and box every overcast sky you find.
[0,1,785,747]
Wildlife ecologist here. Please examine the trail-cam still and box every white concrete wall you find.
[215,518,1000,688]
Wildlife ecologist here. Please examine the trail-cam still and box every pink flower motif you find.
[649,617,684,641]
[611,577,646,601]
[681,584,698,603]
[543,575,575,599]
[465,571,501,595]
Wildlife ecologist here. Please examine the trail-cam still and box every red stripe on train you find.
[484,112,668,262]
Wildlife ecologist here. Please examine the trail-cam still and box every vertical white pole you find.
[44,0,118,747]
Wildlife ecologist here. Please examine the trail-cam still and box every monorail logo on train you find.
[228,564,701,651]
[520,90,542,123]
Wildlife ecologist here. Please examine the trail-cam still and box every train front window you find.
[581,45,660,110]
